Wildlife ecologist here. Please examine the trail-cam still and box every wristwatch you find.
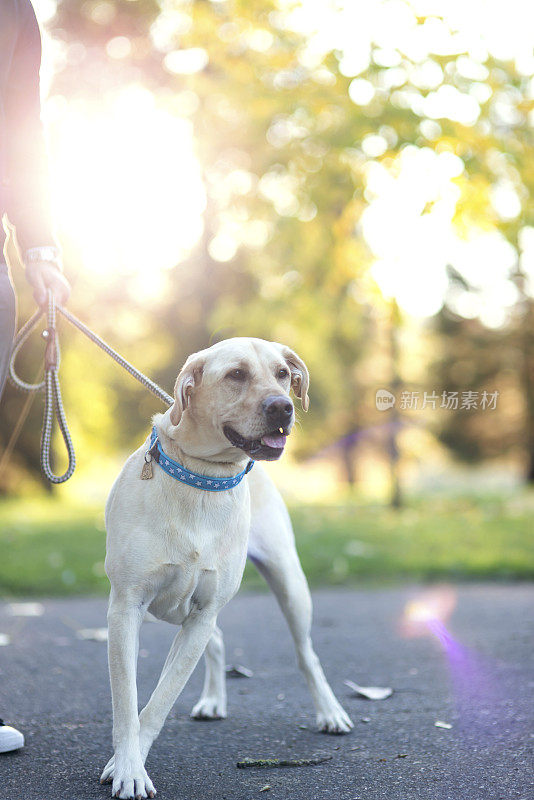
[25,246,62,269]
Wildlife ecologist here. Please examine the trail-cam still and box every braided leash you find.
[8,290,173,484]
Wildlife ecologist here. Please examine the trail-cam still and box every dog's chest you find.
[146,492,249,623]
[157,491,247,563]
[147,562,219,623]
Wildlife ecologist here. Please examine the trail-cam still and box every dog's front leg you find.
[103,597,155,800]
[137,612,217,762]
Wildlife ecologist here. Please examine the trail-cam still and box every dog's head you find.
[169,338,309,461]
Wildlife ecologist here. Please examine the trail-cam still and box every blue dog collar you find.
[147,427,254,491]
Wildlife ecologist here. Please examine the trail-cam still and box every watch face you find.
[27,247,60,262]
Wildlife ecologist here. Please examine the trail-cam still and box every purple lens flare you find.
[401,588,509,741]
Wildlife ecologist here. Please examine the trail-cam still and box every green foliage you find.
[2,0,534,491]
[0,492,532,597]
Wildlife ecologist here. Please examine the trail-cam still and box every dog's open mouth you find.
[224,425,289,461]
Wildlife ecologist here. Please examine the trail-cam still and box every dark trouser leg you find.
[0,263,16,399]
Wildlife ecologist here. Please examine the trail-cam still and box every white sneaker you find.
[0,720,24,752]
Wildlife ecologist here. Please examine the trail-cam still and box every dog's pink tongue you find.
[261,433,287,449]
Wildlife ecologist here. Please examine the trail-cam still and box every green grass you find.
[1,491,533,597]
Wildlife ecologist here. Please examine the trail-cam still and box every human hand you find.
[26,261,71,306]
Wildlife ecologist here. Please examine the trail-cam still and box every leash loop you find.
[8,291,173,484]
[39,290,75,483]
[8,306,46,391]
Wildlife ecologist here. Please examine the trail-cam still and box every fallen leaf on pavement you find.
[344,680,393,700]
[8,602,44,617]
[226,664,253,678]
[76,627,108,642]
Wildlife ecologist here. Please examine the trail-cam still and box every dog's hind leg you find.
[190,623,228,720]
[250,546,353,734]
[248,468,353,735]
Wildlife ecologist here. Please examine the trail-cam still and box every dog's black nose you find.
[262,395,293,427]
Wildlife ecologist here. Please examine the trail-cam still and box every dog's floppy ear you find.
[170,353,205,426]
[277,344,310,411]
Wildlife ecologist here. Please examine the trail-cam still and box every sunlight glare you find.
[48,85,205,296]
[361,147,523,323]
[284,0,534,74]
[362,147,459,317]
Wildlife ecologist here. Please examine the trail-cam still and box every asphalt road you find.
[0,585,532,800]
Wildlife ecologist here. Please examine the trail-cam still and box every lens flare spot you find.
[401,586,457,638]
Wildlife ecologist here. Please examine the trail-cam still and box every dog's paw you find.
[100,755,115,784]
[102,755,156,799]
[191,696,227,720]
[316,704,354,735]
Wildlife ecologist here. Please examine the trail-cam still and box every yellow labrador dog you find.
[100,337,353,799]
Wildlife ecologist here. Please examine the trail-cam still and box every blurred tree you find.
[2,0,533,492]
[429,54,534,479]
[433,303,523,464]
[5,0,381,488]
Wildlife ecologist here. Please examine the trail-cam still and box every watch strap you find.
[24,246,63,270]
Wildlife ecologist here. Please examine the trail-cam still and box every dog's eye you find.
[277,367,290,379]
[226,368,247,381]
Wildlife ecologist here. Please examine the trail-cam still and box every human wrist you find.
[24,246,63,272]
